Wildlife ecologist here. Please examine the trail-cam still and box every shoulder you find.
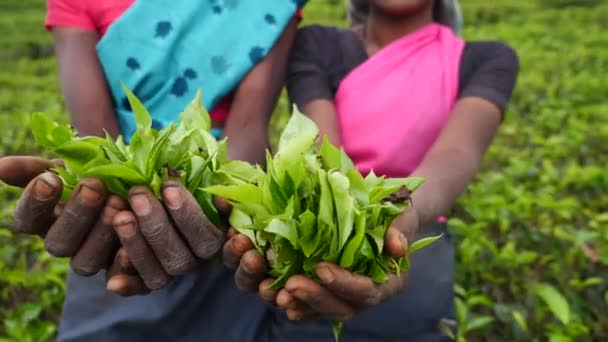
[462,41,519,74]
[290,24,360,71]
[458,41,520,114]
[293,24,352,50]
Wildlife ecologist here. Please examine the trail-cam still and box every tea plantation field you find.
[0,0,606,341]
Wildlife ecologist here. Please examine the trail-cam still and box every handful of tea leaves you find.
[31,85,226,225]
[32,89,440,341]
[206,109,441,340]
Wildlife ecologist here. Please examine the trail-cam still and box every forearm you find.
[223,18,298,164]
[409,147,482,226]
[224,121,269,164]
[53,28,119,138]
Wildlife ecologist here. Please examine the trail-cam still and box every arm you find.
[222,18,299,164]
[285,26,341,146]
[409,97,501,225]
[302,99,342,147]
[52,27,119,137]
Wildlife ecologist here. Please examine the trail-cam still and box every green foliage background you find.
[0,0,606,341]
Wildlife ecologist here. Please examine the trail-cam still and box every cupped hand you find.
[257,207,418,322]
[107,182,225,295]
[0,156,126,276]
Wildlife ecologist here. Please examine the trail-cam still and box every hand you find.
[222,228,267,292]
[0,156,127,276]
[107,182,225,295]
[263,207,418,321]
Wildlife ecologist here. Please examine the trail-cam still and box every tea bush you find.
[0,0,606,340]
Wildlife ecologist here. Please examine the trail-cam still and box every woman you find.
[224,0,519,340]
[2,0,306,341]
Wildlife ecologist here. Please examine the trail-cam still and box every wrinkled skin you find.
[222,207,418,321]
[0,156,225,295]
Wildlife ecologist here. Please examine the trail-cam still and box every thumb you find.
[0,156,56,188]
[384,226,408,258]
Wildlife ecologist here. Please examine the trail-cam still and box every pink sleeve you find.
[46,0,96,31]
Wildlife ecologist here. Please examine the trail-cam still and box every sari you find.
[335,23,465,177]
[96,0,306,140]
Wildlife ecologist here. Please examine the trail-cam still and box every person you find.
[0,0,309,341]
[222,0,519,340]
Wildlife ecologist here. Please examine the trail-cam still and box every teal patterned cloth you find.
[96,0,306,141]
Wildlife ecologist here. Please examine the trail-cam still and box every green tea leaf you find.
[265,219,299,249]
[121,82,152,132]
[383,176,425,193]
[204,184,262,204]
[53,141,104,172]
[298,210,318,257]
[31,112,71,148]
[340,211,365,268]
[466,316,494,332]
[179,89,211,132]
[80,164,147,185]
[332,321,343,342]
[146,124,176,177]
[328,171,355,251]
[533,283,570,325]
[102,132,128,164]
[319,136,341,171]
[278,106,319,154]
[409,234,443,254]
[217,160,258,183]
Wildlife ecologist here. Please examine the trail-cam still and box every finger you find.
[106,274,150,297]
[13,172,63,236]
[286,308,318,321]
[114,247,138,275]
[129,186,197,276]
[45,178,107,257]
[214,196,231,216]
[276,289,311,312]
[163,182,224,259]
[285,275,356,321]
[234,249,266,292]
[315,262,406,307]
[0,156,54,187]
[259,278,279,306]
[113,211,170,290]
[71,195,128,276]
[384,226,408,258]
[222,233,254,270]
[227,227,238,239]
[105,248,149,296]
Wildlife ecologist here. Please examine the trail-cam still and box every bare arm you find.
[53,27,119,137]
[223,18,299,164]
[301,99,342,147]
[409,97,501,225]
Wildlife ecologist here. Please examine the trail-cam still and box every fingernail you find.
[163,186,182,209]
[400,234,409,254]
[34,174,57,200]
[241,253,257,274]
[107,277,123,292]
[130,194,151,215]
[116,222,136,238]
[79,184,102,204]
[317,265,334,284]
[230,235,248,253]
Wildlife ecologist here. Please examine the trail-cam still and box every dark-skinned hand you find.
[222,206,418,322]
[0,156,225,296]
